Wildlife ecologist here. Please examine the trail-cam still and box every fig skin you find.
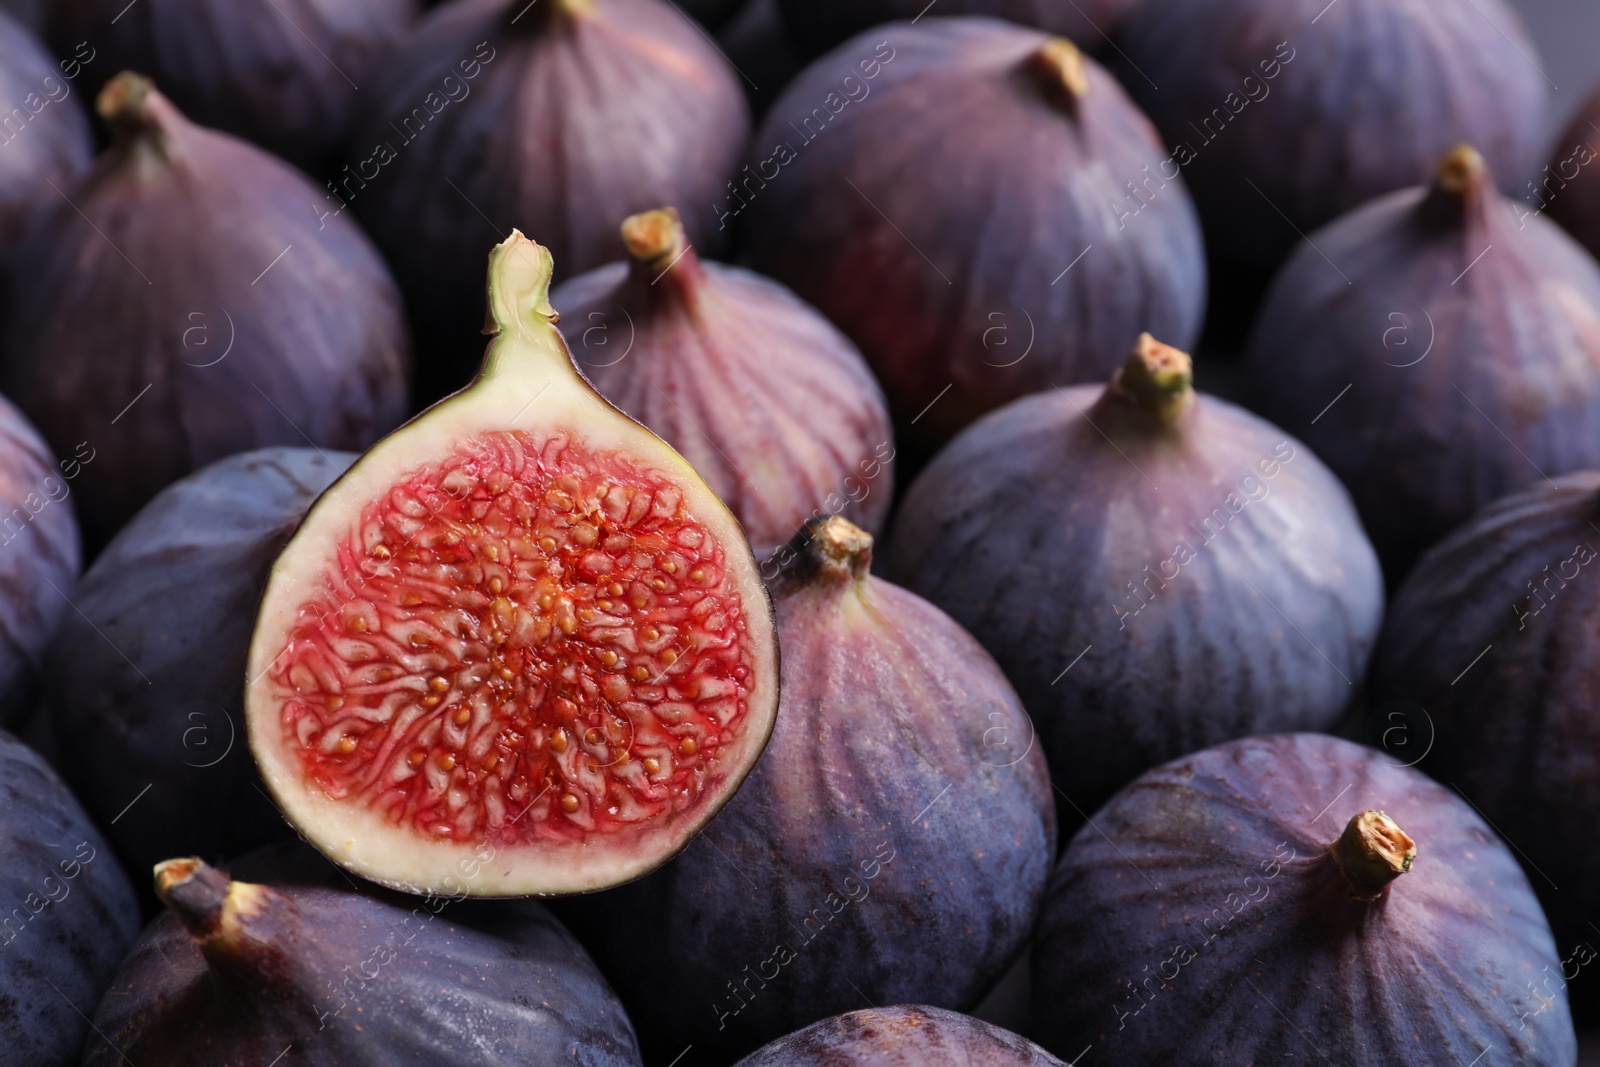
[0,73,409,551]
[551,208,895,559]
[1544,85,1600,262]
[0,729,140,1067]
[562,517,1055,1064]
[84,856,642,1066]
[344,0,751,398]
[777,0,1142,57]
[740,21,1205,447]
[0,10,91,257]
[1243,145,1600,584]
[735,1005,1067,1066]
[1114,0,1548,269]
[888,335,1383,822]
[1033,734,1575,1065]
[44,0,419,173]
[1371,472,1600,952]
[41,448,354,912]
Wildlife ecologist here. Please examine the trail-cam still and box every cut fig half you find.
[245,231,779,896]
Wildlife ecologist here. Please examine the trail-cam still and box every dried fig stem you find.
[1329,809,1416,901]
[1106,333,1194,423]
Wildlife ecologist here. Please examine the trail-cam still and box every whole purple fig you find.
[0,10,90,257]
[736,1006,1066,1066]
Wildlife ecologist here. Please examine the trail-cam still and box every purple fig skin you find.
[1114,0,1548,269]
[0,729,140,1067]
[561,517,1055,1065]
[1545,86,1600,263]
[888,336,1383,823]
[0,394,79,728]
[0,74,409,551]
[551,209,895,559]
[740,20,1205,447]
[735,1005,1067,1066]
[0,10,90,257]
[84,857,643,1066]
[44,0,419,172]
[1372,472,1600,952]
[42,449,353,913]
[1033,734,1575,1065]
[1242,145,1600,585]
[777,0,1142,56]
[344,0,750,397]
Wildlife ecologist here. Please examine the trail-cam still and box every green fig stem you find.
[1329,810,1416,902]
[1028,38,1089,113]
[622,207,706,308]
[772,516,873,589]
[484,229,559,341]
[1106,333,1194,423]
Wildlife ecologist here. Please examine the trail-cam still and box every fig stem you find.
[97,71,176,152]
[1028,38,1089,111]
[1415,144,1493,230]
[621,207,706,306]
[1434,144,1489,198]
[773,516,873,588]
[154,857,232,940]
[1107,333,1194,422]
[1329,810,1416,902]
[484,230,559,341]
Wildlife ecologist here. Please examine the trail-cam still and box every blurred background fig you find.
[0,729,140,1066]
[736,1006,1068,1066]
[1242,145,1600,584]
[0,10,90,259]
[1544,83,1600,261]
[551,208,894,559]
[85,857,643,1065]
[1114,0,1548,270]
[0,73,409,551]
[720,0,808,118]
[889,335,1382,821]
[344,0,750,401]
[45,0,420,173]
[562,517,1055,1064]
[777,0,1144,57]
[42,448,354,914]
[740,21,1206,449]
[1034,734,1576,1064]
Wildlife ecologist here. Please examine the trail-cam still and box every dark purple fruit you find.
[741,21,1204,446]
[42,448,353,907]
[889,335,1382,820]
[0,73,409,550]
[44,0,418,172]
[84,856,642,1065]
[1115,0,1548,268]
[1544,85,1600,263]
[0,10,91,257]
[344,0,750,397]
[1371,471,1600,950]
[0,728,140,1066]
[718,0,806,119]
[736,1005,1066,1065]
[1033,733,1575,1065]
[564,516,1054,1064]
[777,0,1142,56]
[1243,145,1600,583]
[551,208,894,559]
[681,0,744,28]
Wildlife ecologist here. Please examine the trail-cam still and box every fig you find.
[1114,0,1548,268]
[563,516,1054,1063]
[0,10,91,257]
[777,0,1142,57]
[719,0,807,117]
[0,73,408,551]
[0,728,140,1066]
[736,1005,1066,1066]
[741,21,1205,446]
[1242,145,1600,582]
[1033,733,1576,1065]
[84,856,642,1065]
[244,231,780,897]
[888,334,1382,819]
[44,0,419,173]
[1371,471,1600,951]
[681,0,744,28]
[42,448,354,907]
[343,0,750,398]
[551,208,895,559]
[1543,84,1600,262]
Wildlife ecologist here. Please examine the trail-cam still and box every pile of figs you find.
[2,0,1598,1063]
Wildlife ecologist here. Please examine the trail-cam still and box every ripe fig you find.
[736,1005,1066,1066]
[245,231,780,897]
[0,728,140,1066]
[563,517,1054,1063]
[777,0,1142,57]
[1114,0,1548,268]
[343,0,750,397]
[43,448,354,908]
[1243,145,1600,583]
[1033,734,1576,1065]
[1543,84,1600,262]
[84,856,642,1065]
[741,21,1205,446]
[552,208,895,559]
[0,73,408,551]
[889,334,1382,821]
[1371,472,1600,953]
[0,10,90,257]
[44,0,419,172]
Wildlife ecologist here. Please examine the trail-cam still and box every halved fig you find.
[244,232,779,897]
